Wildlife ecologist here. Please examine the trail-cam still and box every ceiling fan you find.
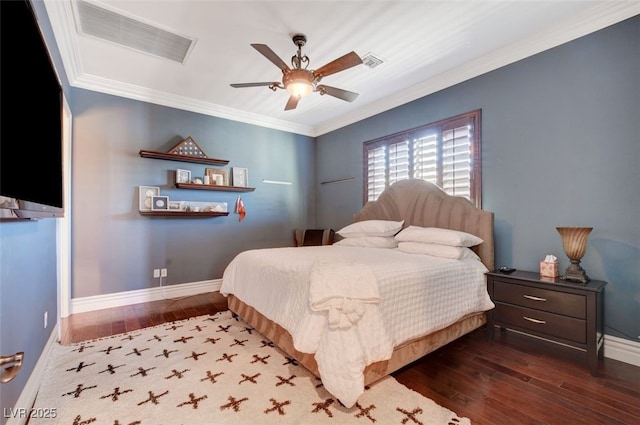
[230,34,363,111]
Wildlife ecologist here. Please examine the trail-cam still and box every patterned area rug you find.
[32,311,471,425]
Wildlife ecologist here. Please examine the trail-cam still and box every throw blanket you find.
[309,260,380,329]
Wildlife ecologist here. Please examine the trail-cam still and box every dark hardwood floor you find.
[60,293,640,425]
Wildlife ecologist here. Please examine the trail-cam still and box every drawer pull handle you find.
[523,294,546,302]
[523,316,546,324]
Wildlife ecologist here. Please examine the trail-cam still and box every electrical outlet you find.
[44,311,48,329]
[153,269,160,278]
[160,268,167,277]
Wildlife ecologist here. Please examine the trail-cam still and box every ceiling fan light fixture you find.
[284,69,314,98]
[286,80,313,98]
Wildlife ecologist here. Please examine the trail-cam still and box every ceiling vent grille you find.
[361,53,384,69]
[75,0,195,63]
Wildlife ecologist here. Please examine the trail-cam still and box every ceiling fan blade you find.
[251,44,291,72]
[316,85,359,102]
[284,95,299,111]
[230,82,278,88]
[313,51,362,79]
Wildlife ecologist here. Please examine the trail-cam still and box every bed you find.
[220,179,495,407]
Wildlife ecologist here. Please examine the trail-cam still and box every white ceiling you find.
[44,1,639,137]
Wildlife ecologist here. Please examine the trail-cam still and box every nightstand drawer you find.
[493,281,586,319]
[494,302,586,344]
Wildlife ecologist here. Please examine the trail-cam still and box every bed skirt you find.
[227,294,487,385]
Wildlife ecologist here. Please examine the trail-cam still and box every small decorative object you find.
[168,201,183,211]
[183,201,227,212]
[176,169,191,184]
[203,175,210,185]
[192,177,203,184]
[138,186,160,211]
[168,136,207,158]
[539,254,559,279]
[232,167,249,187]
[206,168,228,186]
[151,196,169,211]
[556,227,593,283]
[235,196,246,222]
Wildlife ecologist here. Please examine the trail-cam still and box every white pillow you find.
[334,236,399,249]
[397,242,480,260]
[337,220,404,238]
[395,226,483,247]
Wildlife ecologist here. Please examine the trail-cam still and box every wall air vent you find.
[361,52,384,69]
[75,0,195,63]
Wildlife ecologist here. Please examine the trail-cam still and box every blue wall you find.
[0,221,58,423]
[70,90,315,298]
[316,16,640,342]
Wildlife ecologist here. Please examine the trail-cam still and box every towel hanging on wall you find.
[235,196,246,222]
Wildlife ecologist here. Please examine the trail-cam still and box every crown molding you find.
[71,73,316,136]
[313,2,640,136]
[45,1,639,138]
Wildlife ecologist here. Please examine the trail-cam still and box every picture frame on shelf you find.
[232,167,249,187]
[168,201,183,211]
[183,201,228,213]
[138,186,160,211]
[151,196,170,211]
[176,168,191,184]
[205,168,228,186]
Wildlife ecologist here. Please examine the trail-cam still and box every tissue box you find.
[540,261,559,278]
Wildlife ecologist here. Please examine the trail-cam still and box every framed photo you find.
[176,169,191,184]
[138,186,160,211]
[232,167,249,187]
[151,196,169,211]
[205,168,228,186]
[168,201,183,211]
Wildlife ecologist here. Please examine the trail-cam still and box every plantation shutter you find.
[363,109,481,207]
[442,124,471,198]
[388,139,409,186]
[366,144,386,202]
[413,133,438,184]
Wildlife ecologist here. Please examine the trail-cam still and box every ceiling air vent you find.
[75,0,195,63]
[361,52,384,69]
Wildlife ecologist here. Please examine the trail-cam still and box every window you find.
[363,109,482,207]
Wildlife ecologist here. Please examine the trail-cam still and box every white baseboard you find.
[5,325,59,425]
[604,334,640,367]
[70,279,223,315]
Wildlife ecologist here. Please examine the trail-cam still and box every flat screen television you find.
[0,0,64,220]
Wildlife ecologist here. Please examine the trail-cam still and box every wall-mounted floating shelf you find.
[139,150,229,166]
[139,211,230,217]
[175,183,255,192]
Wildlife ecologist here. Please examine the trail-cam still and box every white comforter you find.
[220,245,494,407]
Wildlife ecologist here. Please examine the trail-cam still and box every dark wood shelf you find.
[139,211,229,217]
[175,183,255,192]
[139,150,229,166]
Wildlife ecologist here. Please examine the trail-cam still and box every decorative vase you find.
[556,227,592,283]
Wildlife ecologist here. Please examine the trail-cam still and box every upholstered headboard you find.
[354,179,494,270]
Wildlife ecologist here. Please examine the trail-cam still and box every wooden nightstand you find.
[486,270,606,376]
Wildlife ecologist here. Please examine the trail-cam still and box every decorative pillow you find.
[336,220,404,238]
[395,226,483,247]
[397,242,480,260]
[334,236,399,249]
